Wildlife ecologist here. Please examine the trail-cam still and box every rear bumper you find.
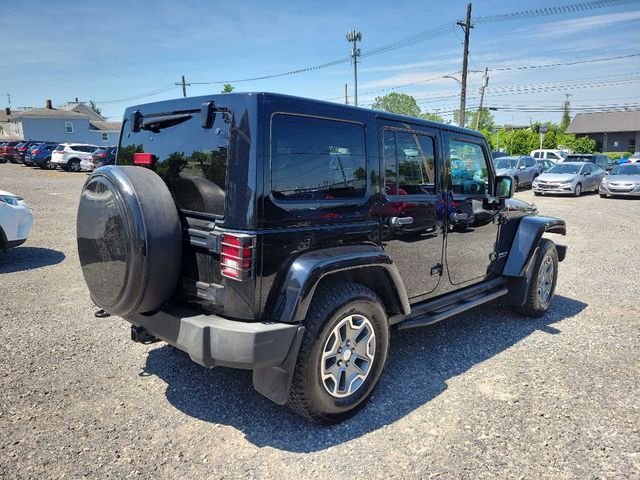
[125,306,301,370]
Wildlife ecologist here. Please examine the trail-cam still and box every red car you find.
[0,141,21,163]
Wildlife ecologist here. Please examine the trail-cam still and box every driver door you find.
[444,133,501,287]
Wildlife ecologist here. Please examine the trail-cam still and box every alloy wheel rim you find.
[320,314,376,398]
[537,255,554,305]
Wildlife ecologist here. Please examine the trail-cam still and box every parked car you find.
[493,155,541,188]
[532,161,606,196]
[491,150,508,160]
[24,142,59,169]
[0,141,21,163]
[536,159,555,173]
[531,149,567,163]
[51,143,99,172]
[563,153,615,172]
[80,146,117,171]
[0,189,33,250]
[626,154,640,164]
[599,163,640,198]
[76,92,567,424]
[13,140,44,164]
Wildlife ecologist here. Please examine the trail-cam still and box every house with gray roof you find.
[3,100,121,145]
[566,109,640,153]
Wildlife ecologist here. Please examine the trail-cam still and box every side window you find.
[533,151,541,158]
[547,152,559,160]
[271,115,367,201]
[384,130,436,195]
[449,140,489,195]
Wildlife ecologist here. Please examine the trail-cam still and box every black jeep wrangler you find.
[77,93,567,424]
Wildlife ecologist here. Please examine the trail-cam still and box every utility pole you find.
[175,75,191,97]
[457,3,473,128]
[5,93,10,108]
[475,67,489,130]
[346,30,362,107]
[344,83,349,105]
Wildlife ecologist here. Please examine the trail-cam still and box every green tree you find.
[221,84,234,93]
[372,93,421,117]
[453,108,495,131]
[88,100,102,117]
[419,111,444,123]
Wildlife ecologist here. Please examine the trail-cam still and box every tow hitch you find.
[131,326,160,344]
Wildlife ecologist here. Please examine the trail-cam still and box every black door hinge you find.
[430,263,443,276]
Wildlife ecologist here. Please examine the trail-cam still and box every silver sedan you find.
[599,163,640,197]
[532,161,606,197]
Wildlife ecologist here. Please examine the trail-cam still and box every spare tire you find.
[77,166,182,316]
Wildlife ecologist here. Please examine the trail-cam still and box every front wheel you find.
[599,193,607,198]
[514,239,558,318]
[574,183,582,197]
[287,281,389,424]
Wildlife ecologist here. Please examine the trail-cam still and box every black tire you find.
[77,166,182,316]
[514,239,558,318]
[534,192,541,196]
[68,159,81,172]
[287,281,390,424]
[44,158,55,170]
[513,177,519,190]
[573,182,582,197]
[599,194,607,198]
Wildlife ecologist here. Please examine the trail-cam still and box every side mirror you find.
[583,172,590,176]
[518,165,526,169]
[495,175,514,199]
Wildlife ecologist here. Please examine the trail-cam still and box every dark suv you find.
[77,93,567,424]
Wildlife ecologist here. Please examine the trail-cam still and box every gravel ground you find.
[1,163,638,479]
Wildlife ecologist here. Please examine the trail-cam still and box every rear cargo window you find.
[271,114,366,201]
[117,111,230,217]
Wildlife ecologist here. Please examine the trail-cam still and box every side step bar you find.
[396,279,508,330]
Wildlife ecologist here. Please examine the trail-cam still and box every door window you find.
[547,152,559,160]
[271,115,367,201]
[449,140,489,194]
[384,130,436,195]
[525,157,536,167]
[533,151,541,158]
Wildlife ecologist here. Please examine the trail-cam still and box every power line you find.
[190,0,639,85]
[93,0,640,104]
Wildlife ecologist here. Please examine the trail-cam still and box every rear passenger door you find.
[376,121,444,301]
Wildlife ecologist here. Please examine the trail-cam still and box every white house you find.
[3,100,121,145]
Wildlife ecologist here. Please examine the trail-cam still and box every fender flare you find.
[267,244,411,325]
[255,244,410,405]
[502,216,566,277]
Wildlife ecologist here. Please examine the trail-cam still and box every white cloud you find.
[526,10,640,37]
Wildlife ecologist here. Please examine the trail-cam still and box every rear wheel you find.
[534,192,541,196]
[599,193,607,198]
[46,158,55,170]
[287,281,389,424]
[514,239,558,318]
[513,177,519,190]
[68,159,81,172]
[574,183,582,197]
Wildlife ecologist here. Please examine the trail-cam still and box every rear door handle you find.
[390,216,413,226]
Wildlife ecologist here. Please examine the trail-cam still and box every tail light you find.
[134,153,155,165]
[220,233,255,281]
[32,149,41,154]
[96,153,107,158]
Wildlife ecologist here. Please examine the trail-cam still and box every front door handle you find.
[390,216,413,226]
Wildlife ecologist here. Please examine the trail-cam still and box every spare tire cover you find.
[77,166,182,316]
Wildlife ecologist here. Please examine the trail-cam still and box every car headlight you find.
[0,195,21,206]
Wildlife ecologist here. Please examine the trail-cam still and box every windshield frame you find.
[610,164,640,176]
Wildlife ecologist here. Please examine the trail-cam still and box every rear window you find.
[271,114,367,201]
[54,145,65,151]
[566,155,593,162]
[117,110,230,217]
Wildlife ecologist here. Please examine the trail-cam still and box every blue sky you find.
[3,0,640,125]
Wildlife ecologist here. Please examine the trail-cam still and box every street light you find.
[443,74,462,87]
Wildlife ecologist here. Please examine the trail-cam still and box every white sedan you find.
[0,189,33,250]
